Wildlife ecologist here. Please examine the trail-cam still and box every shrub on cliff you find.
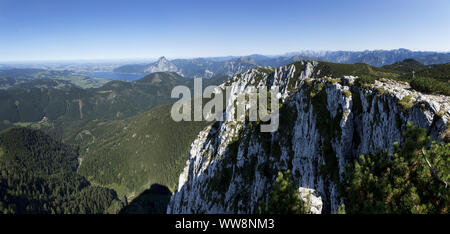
[409,76,450,96]
[257,170,308,214]
[342,122,449,214]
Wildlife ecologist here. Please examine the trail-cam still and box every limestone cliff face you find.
[145,57,183,76]
[167,61,450,214]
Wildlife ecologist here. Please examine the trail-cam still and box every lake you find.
[88,72,146,81]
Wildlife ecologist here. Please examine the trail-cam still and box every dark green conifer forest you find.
[0,127,123,214]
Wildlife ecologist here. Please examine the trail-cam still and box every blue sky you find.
[0,0,449,61]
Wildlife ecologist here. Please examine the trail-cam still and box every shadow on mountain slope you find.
[119,184,172,214]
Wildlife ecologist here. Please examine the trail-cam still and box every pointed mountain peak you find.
[144,56,183,76]
[157,56,168,62]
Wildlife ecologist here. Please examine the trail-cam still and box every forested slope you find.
[0,127,124,214]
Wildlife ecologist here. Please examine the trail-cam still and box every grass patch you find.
[343,90,352,98]
[398,95,414,113]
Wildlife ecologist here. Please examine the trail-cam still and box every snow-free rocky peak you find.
[167,61,449,214]
[145,56,183,76]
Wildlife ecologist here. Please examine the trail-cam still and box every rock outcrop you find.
[145,57,183,76]
[167,61,449,214]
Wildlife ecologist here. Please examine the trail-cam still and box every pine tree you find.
[342,122,449,214]
[257,170,308,214]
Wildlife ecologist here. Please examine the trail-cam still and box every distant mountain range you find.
[113,49,450,78]
[288,48,450,66]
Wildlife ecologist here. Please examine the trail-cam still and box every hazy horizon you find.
[1,48,450,64]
